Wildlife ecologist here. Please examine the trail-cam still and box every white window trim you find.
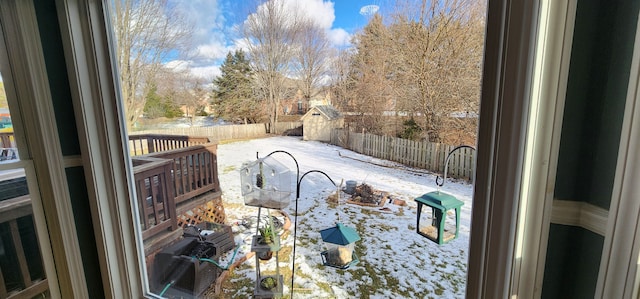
[510,1,640,298]
[597,9,640,298]
[0,1,89,297]
[54,0,146,297]
[466,0,541,297]
[511,1,577,298]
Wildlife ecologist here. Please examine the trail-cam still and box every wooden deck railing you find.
[0,132,14,148]
[129,134,210,156]
[0,195,48,298]
[146,143,219,205]
[133,157,178,240]
[1,132,18,162]
[0,133,219,295]
[130,134,219,241]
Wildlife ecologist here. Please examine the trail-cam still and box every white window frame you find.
[0,1,88,297]
[467,0,542,297]
[510,1,577,298]
[501,1,640,298]
[53,0,146,297]
[597,8,640,298]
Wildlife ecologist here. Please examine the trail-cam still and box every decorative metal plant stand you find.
[243,150,363,298]
[251,208,283,299]
[240,156,292,298]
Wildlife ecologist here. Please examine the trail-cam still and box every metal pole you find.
[260,150,336,298]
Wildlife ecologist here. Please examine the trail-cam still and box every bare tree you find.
[328,48,355,112]
[111,0,193,130]
[178,75,209,125]
[350,14,396,134]
[388,0,485,143]
[154,69,209,125]
[292,19,331,110]
[242,0,302,133]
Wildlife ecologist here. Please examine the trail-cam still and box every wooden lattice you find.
[177,197,226,227]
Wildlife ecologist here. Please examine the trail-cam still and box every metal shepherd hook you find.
[435,145,476,188]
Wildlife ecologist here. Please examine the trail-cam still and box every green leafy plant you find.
[398,117,423,140]
[259,224,274,244]
[260,276,277,290]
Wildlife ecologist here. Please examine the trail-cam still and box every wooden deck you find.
[129,135,222,254]
[0,133,223,298]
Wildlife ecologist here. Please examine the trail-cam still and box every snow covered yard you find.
[213,136,473,298]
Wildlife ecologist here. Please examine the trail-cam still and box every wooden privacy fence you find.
[330,129,476,182]
[130,121,302,142]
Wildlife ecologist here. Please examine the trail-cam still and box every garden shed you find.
[300,105,344,142]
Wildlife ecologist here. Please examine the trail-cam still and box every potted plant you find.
[259,223,274,244]
[257,220,277,260]
[260,276,277,291]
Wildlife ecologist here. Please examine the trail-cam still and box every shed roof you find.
[301,105,343,121]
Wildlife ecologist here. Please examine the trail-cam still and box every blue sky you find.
[333,1,383,32]
[0,1,385,83]
[167,0,383,80]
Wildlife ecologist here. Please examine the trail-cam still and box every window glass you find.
[111,1,485,297]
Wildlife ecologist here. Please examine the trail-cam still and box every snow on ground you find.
[215,136,473,298]
[135,116,228,130]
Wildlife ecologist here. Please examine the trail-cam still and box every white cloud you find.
[288,0,335,30]
[327,28,351,47]
[164,59,219,80]
[359,4,379,16]
[168,0,232,73]
[172,0,225,45]
[233,37,250,53]
[293,0,352,47]
[164,60,191,71]
[242,0,350,48]
[190,65,221,80]
[196,42,230,61]
[166,0,354,80]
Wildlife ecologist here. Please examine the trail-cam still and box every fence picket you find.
[135,125,476,183]
[328,128,476,182]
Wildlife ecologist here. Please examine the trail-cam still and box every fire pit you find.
[346,183,388,207]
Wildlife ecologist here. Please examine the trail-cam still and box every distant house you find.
[300,105,344,142]
[282,88,334,115]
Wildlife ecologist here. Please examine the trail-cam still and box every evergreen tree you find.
[212,50,264,124]
[143,85,164,118]
[143,84,183,118]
